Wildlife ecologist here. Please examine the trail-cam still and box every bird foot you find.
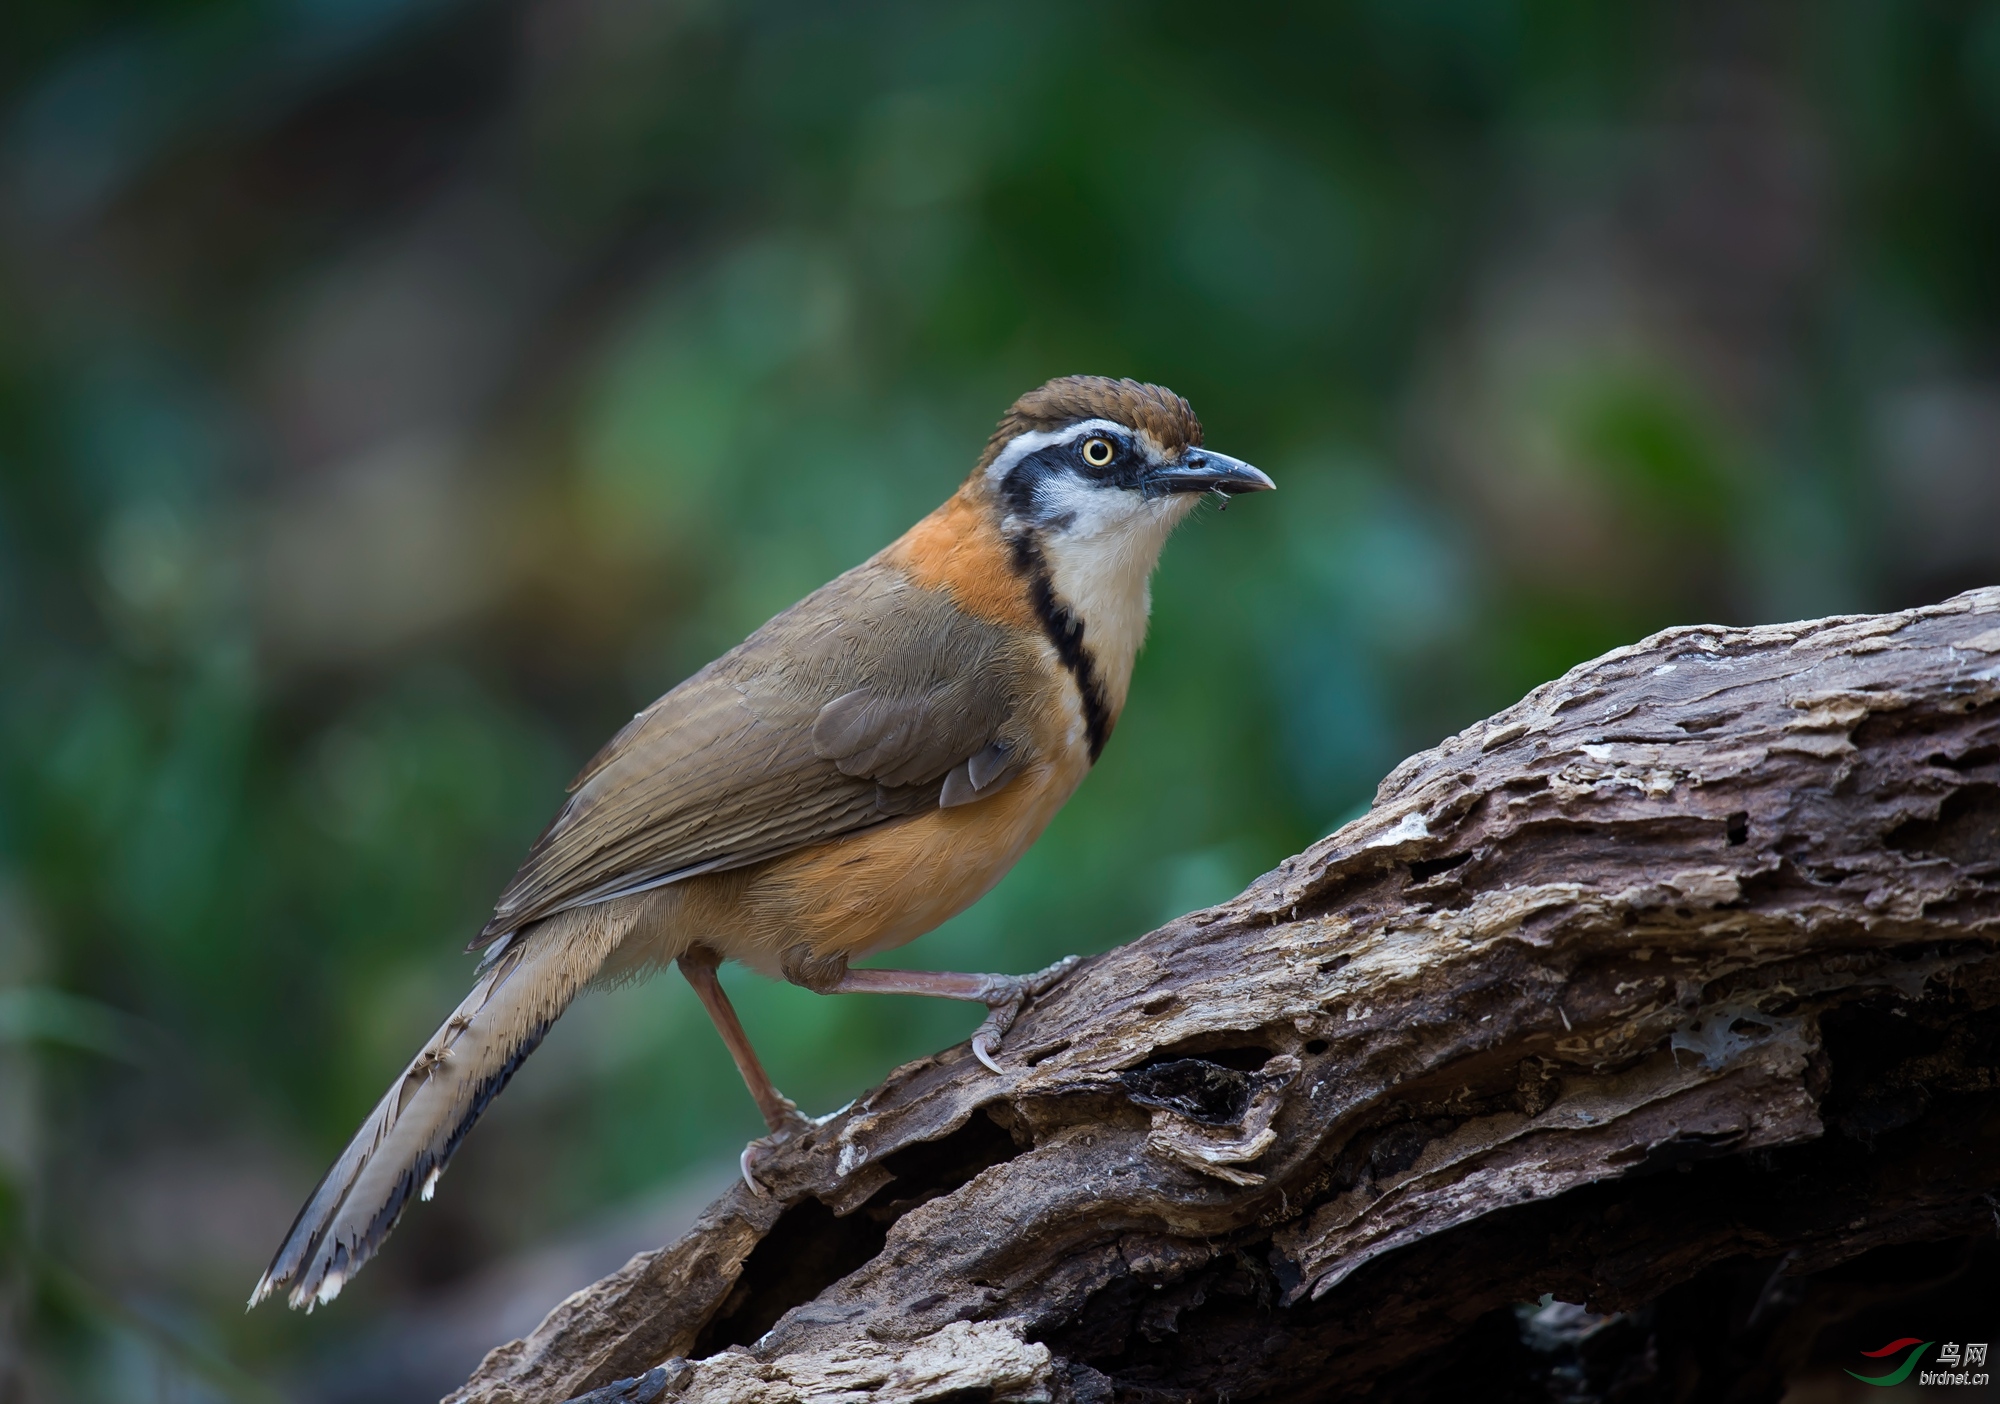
[970,955,1081,1074]
[739,1102,812,1196]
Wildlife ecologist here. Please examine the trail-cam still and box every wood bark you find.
[450,588,2000,1404]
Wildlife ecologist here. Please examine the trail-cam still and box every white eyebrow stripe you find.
[983,419,1130,483]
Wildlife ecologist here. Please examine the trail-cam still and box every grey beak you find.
[1144,449,1276,497]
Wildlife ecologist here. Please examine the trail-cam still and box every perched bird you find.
[251,375,1273,1310]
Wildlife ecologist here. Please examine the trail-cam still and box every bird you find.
[251,375,1273,1311]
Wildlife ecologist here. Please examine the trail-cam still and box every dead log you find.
[450,588,2000,1404]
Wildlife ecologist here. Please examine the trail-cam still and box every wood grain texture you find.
[451,588,2000,1404]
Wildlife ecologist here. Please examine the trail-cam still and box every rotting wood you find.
[451,588,2000,1404]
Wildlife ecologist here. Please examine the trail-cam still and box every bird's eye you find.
[1081,437,1115,467]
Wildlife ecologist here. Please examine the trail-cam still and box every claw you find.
[965,956,1079,1075]
[970,998,1018,1073]
[738,1106,811,1196]
[972,1031,1005,1075]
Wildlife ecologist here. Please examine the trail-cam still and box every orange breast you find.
[661,486,1093,977]
[665,664,1086,979]
[731,742,1087,976]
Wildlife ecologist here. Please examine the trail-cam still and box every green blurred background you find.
[1,0,1997,1398]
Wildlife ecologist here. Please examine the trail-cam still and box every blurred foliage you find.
[2,0,1999,1397]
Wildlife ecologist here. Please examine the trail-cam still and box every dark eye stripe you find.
[997,429,1148,519]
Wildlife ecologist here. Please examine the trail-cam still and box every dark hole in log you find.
[1818,997,1955,1143]
[1305,1038,1329,1055]
[693,1113,1023,1355]
[1367,1120,1441,1177]
[1135,1040,1275,1073]
[692,1198,887,1356]
[1928,744,2000,772]
[1122,1060,1255,1126]
[1725,811,1749,846]
[1321,1116,1461,1193]
[1408,851,1471,883]
[1888,783,2000,870]
[1038,1244,1279,1382]
[869,1109,1024,1212]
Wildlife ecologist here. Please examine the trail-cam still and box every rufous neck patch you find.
[882,488,1038,631]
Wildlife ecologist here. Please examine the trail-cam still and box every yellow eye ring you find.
[1081,437,1114,467]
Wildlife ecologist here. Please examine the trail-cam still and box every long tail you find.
[251,904,627,1310]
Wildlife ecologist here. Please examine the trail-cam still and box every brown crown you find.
[975,376,1203,472]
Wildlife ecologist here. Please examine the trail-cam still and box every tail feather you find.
[252,905,626,1310]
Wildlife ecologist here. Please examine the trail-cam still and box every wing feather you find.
[475,563,1033,943]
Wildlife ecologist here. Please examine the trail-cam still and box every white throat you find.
[982,416,1202,717]
[1036,493,1196,714]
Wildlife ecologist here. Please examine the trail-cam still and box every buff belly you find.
[648,750,1086,979]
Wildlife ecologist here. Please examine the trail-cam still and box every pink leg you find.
[822,957,1081,1073]
[677,947,806,1172]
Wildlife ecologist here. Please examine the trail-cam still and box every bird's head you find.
[974,376,1273,548]
[957,376,1272,714]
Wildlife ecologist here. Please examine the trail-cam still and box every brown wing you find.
[475,562,1031,943]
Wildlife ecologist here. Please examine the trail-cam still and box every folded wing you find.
[476,563,1032,944]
